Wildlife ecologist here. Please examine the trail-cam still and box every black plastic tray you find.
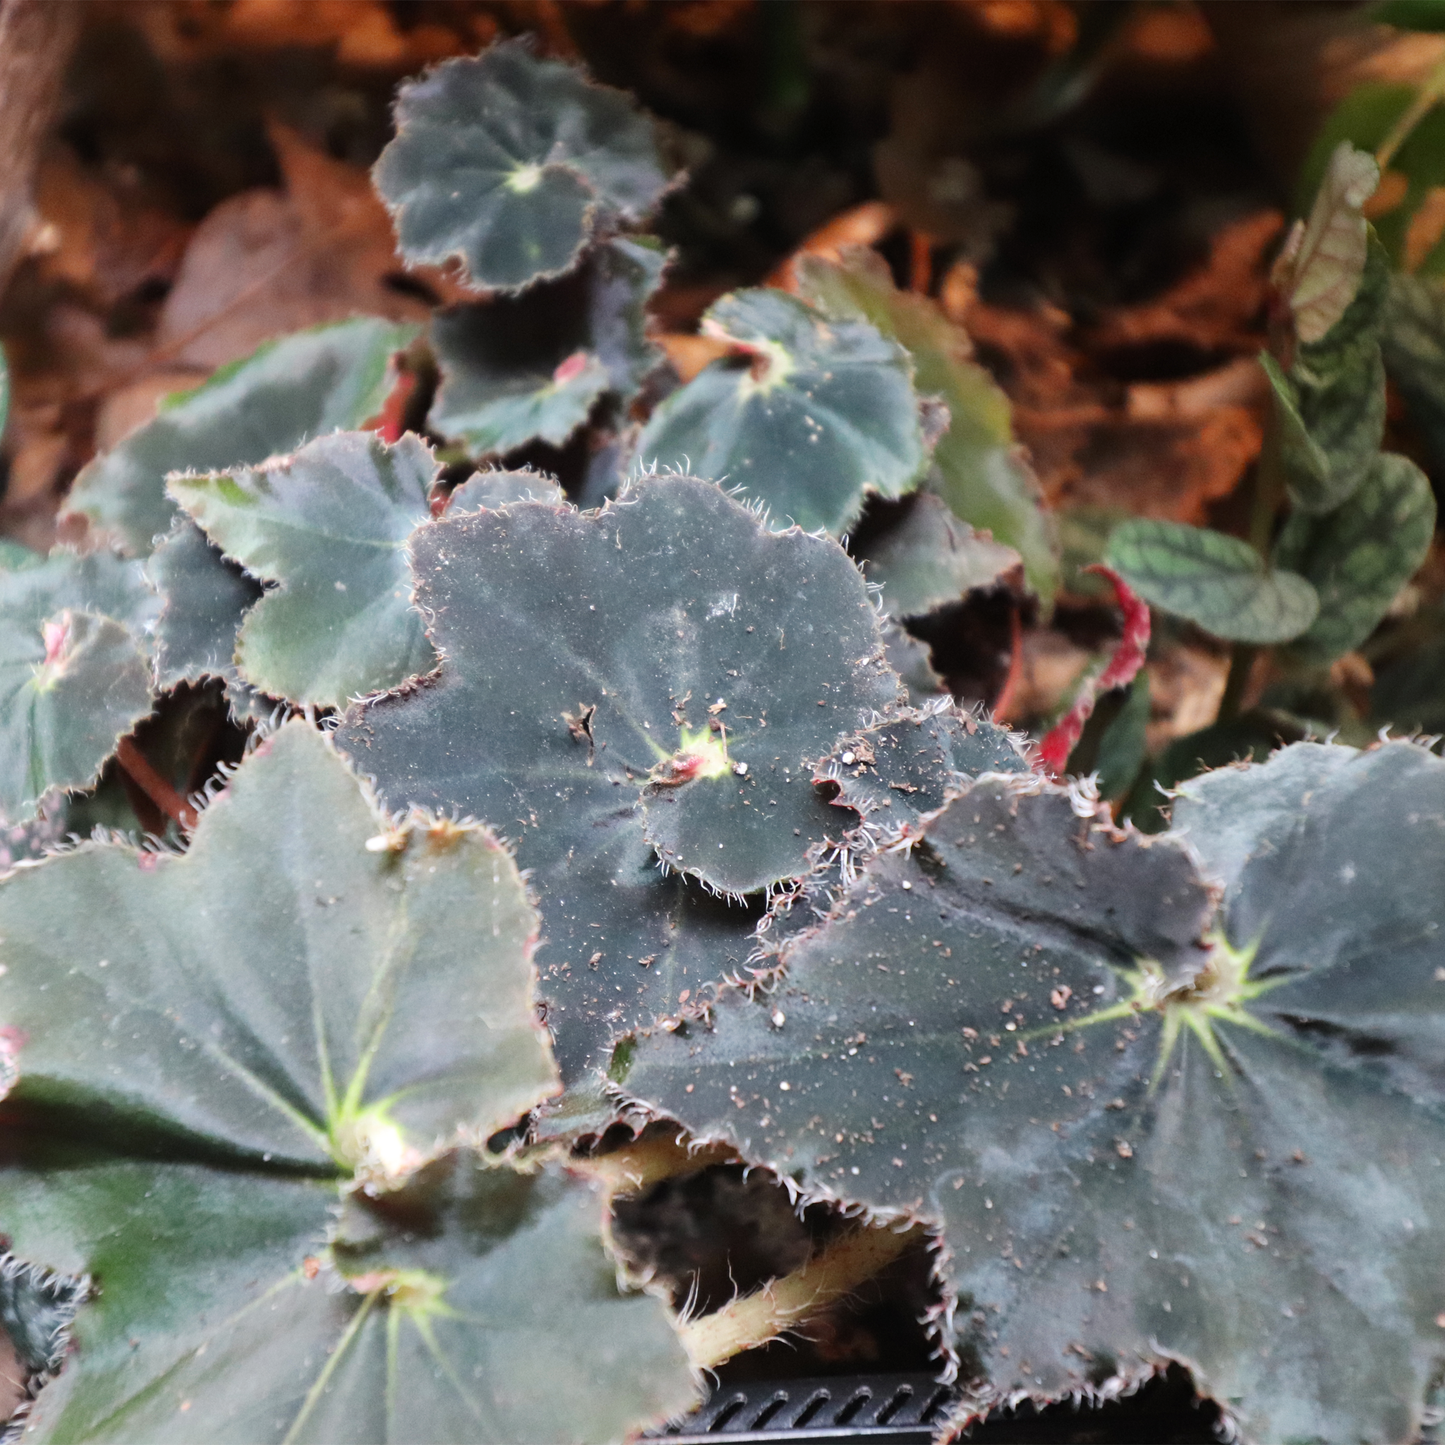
[645,1373,958,1443]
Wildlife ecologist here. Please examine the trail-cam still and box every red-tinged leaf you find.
[1038,564,1150,776]
[367,368,418,445]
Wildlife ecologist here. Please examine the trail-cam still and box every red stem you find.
[1037,566,1150,777]
[115,737,198,832]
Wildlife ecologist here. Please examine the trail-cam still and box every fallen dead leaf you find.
[945,211,1280,524]
[153,124,450,370]
[767,201,897,291]
[32,143,191,309]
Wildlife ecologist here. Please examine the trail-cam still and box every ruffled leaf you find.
[430,237,666,456]
[0,722,556,1171]
[632,289,929,536]
[446,467,565,512]
[797,249,1059,605]
[623,743,1445,1440]
[374,42,674,295]
[334,476,900,1078]
[170,433,436,708]
[2,1145,689,1445]
[0,550,159,818]
[856,492,1019,620]
[66,318,418,557]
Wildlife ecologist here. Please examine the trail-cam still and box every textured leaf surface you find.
[171,433,436,708]
[3,1143,691,1445]
[431,238,665,456]
[334,477,900,1078]
[1106,519,1318,644]
[147,520,264,698]
[67,319,417,556]
[1120,710,1308,834]
[856,493,1019,619]
[0,722,554,1171]
[1274,451,1436,663]
[447,467,565,512]
[0,550,159,817]
[796,250,1058,604]
[1384,271,1445,468]
[812,706,1027,849]
[0,612,152,821]
[1275,142,1379,345]
[625,748,1445,1440]
[633,289,927,535]
[374,42,672,295]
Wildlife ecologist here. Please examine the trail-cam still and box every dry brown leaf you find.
[766,201,897,291]
[1144,642,1229,754]
[154,124,441,370]
[653,333,733,385]
[31,144,191,309]
[1083,210,1284,356]
[946,212,1277,524]
[219,0,472,69]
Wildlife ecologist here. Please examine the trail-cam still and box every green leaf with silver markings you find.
[1274,451,1436,663]
[1106,519,1318,644]
[1383,271,1445,470]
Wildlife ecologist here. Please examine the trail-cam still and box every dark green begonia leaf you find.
[0,549,159,818]
[0,612,152,824]
[1383,271,1445,469]
[1120,709,1309,834]
[0,1251,84,1405]
[447,467,566,512]
[431,238,666,456]
[2,1141,692,1445]
[66,318,418,557]
[632,289,929,536]
[881,623,944,706]
[1274,451,1436,663]
[374,42,674,295]
[170,433,436,708]
[622,748,1445,1441]
[146,519,265,711]
[856,493,1020,619]
[334,477,900,1079]
[811,705,1027,849]
[796,250,1059,605]
[1106,519,1318,644]
[0,721,556,1172]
